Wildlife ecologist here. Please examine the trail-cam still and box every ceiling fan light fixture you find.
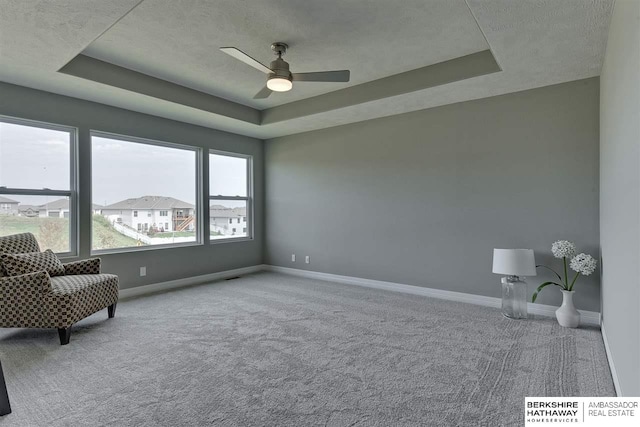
[267,76,292,92]
[220,43,350,99]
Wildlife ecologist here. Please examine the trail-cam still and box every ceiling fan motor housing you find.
[267,57,293,91]
[269,58,291,81]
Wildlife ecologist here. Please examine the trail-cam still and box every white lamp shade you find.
[492,249,537,276]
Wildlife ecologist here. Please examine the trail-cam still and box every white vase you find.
[556,290,580,328]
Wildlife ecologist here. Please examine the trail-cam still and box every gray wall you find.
[0,82,264,290]
[265,78,600,312]
[600,0,640,396]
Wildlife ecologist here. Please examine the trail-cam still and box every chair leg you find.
[108,303,117,319]
[0,360,11,416]
[58,327,71,345]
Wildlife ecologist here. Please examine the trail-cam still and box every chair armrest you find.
[63,258,101,275]
[0,271,52,328]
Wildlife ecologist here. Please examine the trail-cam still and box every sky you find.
[0,122,247,207]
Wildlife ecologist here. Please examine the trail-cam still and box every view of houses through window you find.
[0,119,75,254]
[209,152,251,240]
[91,133,199,251]
[0,118,253,254]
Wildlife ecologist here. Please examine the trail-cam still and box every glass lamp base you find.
[501,277,528,319]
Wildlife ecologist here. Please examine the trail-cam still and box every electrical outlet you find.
[140,266,146,277]
[305,256,310,264]
[291,254,296,262]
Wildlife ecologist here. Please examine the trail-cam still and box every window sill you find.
[55,252,79,261]
[91,241,203,256]
[209,236,254,245]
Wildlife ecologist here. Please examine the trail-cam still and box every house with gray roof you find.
[0,196,19,215]
[210,205,247,237]
[13,199,98,218]
[17,204,41,217]
[9,198,70,218]
[102,196,195,233]
[39,198,70,218]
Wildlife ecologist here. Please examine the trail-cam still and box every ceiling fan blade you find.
[253,86,272,99]
[292,70,350,82]
[220,47,272,74]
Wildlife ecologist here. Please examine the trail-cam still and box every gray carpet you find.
[0,272,614,426]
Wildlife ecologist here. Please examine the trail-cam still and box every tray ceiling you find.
[0,0,613,139]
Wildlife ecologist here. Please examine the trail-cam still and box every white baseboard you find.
[601,322,622,396]
[118,263,601,327]
[119,264,266,299]
[264,265,601,326]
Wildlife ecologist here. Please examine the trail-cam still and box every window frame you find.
[90,130,203,255]
[0,115,79,257]
[208,149,253,244]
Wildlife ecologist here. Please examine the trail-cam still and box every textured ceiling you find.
[0,0,614,139]
[82,0,488,109]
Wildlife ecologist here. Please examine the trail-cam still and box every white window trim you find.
[0,115,79,257]
[208,149,253,244]
[90,130,203,255]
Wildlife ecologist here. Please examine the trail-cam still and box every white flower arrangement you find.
[570,253,597,276]
[532,240,598,302]
[551,240,576,259]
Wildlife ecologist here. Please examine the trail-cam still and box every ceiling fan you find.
[220,42,350,99]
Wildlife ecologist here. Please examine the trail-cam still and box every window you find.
[91,132,201,252]
[0,117,77,255]
[209,151,252,241]
[160,210,168,217]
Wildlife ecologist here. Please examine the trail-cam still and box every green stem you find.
[569,271,580,291]
[563,257,569,289]
[536,265,563,282]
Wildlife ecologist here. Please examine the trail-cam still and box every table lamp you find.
[492,249,536,319]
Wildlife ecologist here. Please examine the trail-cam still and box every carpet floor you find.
[0,272,614,426]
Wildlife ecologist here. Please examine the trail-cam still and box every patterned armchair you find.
[0,233,119,345]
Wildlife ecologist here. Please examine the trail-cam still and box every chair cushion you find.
[47,274,119,328]
[0,249,65,277]
[50,274,117,295]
